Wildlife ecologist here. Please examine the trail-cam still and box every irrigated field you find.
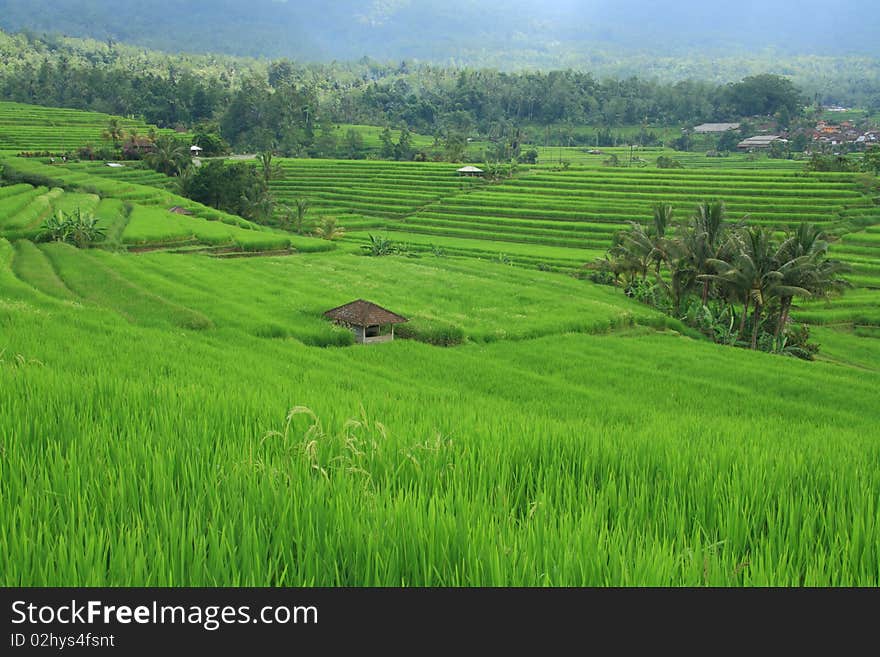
[0,157,324,255]
[270,159,880,328]
[534,145,810,169]
[52,151,880,327]
[0,101,179,154]
[2,239,879,586]
[1,102,879,587]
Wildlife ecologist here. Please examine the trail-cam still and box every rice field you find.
[268,158,880,324]
[533,146,808,169]
[12,147,877,322]
[0,101,179,153]
[1,102,879,587]
[1,238,878,586]
[0,157,331,254]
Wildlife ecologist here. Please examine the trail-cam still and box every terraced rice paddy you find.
[69,152,879,326]
[0,157,319,254]
[267,158,880,329]
[799,225,880,330]
[273,159,481,221]
[1,102,878,587]
[63,160,181,191]
[2,238,879,586]
[400,168,863,240]
[534,146,808,169]
[0,101,179,153]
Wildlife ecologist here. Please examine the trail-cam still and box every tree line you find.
[0,29,814,155]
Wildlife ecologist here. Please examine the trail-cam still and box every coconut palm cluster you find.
[590,201,850,358]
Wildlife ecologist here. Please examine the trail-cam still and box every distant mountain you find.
[0,0,877,64]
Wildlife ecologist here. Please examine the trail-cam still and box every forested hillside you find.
[1,29,878,156]
[1,0,877,62]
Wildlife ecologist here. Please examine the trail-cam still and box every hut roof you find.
[693,122,741,133]
[457,165,484,173]
[324,299,408,327]
[737,135,785,148]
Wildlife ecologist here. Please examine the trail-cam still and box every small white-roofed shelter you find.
[693,123,741,133]
[737,135,787,150]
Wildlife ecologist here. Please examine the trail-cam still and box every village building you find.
[122,136,157,159]
[811,119,870,148]
[323,299,408,344]
[692,122,741,133]
[737,135,786,150]
[457,165,484,177]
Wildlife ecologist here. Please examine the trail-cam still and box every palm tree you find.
[691,200,729,306]
[771,224,825,346]
[652,203,673,239]
[176,166,195,196]
[771,223,850,348]
[147,136,190,176]
[102,118,125,147]
[279,198,312,234]
[239,186,275,223]
[293,198,310,235]
[611,218,672,283]
[722,227,789,350]
[649,203,675,280]
[585,253,630,286]
[258,151,284,184]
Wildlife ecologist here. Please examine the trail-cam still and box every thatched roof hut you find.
[324,299,408,344]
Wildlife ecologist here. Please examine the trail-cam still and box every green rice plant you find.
[1,122,879,587]
[11,239,77,300]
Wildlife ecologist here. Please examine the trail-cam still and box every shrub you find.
[518,149,539,164]
[314,217,346,241]
[175,313,215,331]
[38,208,106,248]
[361,234,398,256]
[779,323,820,361]
[656,155,683,169]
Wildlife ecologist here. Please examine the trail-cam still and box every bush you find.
[656,155,683,169]
[779,323,820,361]
[588,270,617,286]
[38,208,106,248]
[361,234,398,256]
[518,149,539,164]
[175,313,215,331]
[806,153,858,172]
